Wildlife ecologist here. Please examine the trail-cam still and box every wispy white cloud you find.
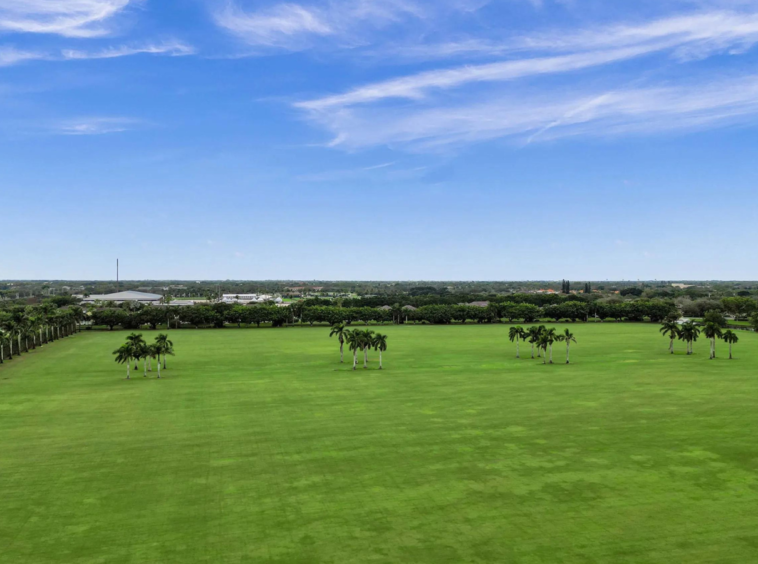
[293,8,758,150]
[0,40,195,66]
[0,0,134,38]
[307,74,758,150]
[213,0,478,51]
[298,10,758,111]
[61,41,195,59]
[55,117,141,135]
[0,45,43,66]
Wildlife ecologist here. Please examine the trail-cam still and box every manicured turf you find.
[2,324,758,564]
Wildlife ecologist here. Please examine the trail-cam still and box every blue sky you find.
[3,0,758,281]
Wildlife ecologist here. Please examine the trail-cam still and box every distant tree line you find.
[83,298,681,331]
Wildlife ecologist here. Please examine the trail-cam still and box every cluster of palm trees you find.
[659,320,740,359]
[113,333,174,379]
[330,323,388,370]
[509,325,577,364]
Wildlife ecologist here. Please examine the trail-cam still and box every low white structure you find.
[81,291,163,305]
[220,294,282,304]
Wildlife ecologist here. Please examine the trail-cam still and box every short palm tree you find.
[372,333,388,369]
[703,322,723,360]
[558,328,577,364]
[509,326,526,358]
[659,321,680,354]
[329,323,347,363]
[113,343,133,379]
[722,330,739,359]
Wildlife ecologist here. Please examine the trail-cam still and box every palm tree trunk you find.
[144,360,147,377]
[363,347,368,369]
[157,362,161,378]
[729,342,733,359]
[531,343,535,359]
[516,338,520,359]
[353,350,357,370]
[566,343,570,364]
[163,354,167,370]
[127,363,130,379]
[670,338,674,354]
[542,349,546,364]
[549,344,553,364]
[340,340,344,363]
[379,350,383,369]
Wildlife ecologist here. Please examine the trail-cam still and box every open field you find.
[2,324,758,563]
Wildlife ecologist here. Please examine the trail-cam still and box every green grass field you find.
[2,324,758,564]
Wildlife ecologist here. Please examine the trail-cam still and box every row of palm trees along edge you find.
[330,324,388,370]
[113,333,175,379]
[0,305,82,363]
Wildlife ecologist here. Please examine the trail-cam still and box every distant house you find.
[378,305,392,311]
[402,305,417,311]
[468,301,490,308]
[81,291,163,305]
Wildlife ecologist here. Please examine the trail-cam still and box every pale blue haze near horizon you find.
[2,0,758,281]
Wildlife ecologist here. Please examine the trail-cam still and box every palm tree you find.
[0,330,9,363]
[659,321,680,354]
[703,322,723,360]
[558,328,577,364]
[329,323,347,363]
[679,321,700,355]
[509,326,526,358]
[543,328,558,364]
[126,333,146,370]
[526,326,544,359]
[113,343,133,379]
[722,330,739,359]
[135,342,149,377]
[359,329,375,368]
[155,334,174,369]
[372,333,388,369]
[147,344,162,378]
[345,330,360,370]
[537,333,550,364]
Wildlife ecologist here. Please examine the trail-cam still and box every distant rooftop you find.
[82,291,163,303]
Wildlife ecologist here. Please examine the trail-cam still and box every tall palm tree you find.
[372,333,388,369]
[543,328,558,364]
[147,344,162,378]
[359,329,375,368]
[0,330,9,363]
[558,328,577,364]
[155,334,174,369]
[703,322,723,360]
[134,342,149,377]
[722,330,739,359]
[679,321,700,355]
[509,326,526,358]
[329,323,347,363]
[659,321,680,354]
[113,343,133,379]
[526,326,544,359]
[126,333,146,370]
[345,330,360,370]
[537,333,550,364]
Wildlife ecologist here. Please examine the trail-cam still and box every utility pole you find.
[117,259,119,293]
